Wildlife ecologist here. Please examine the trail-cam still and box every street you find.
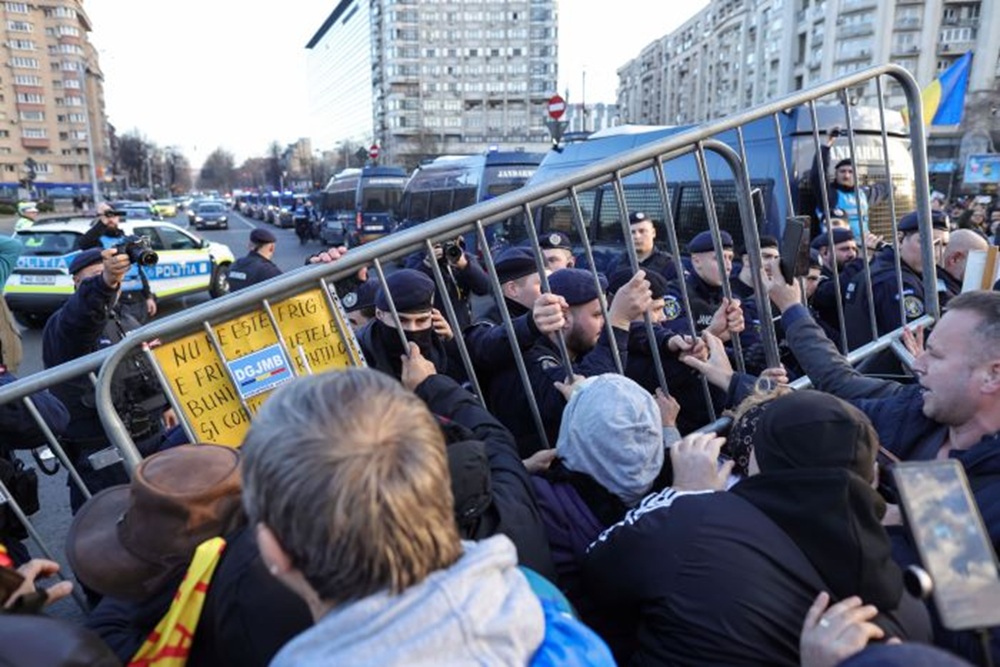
[2,208,332,621]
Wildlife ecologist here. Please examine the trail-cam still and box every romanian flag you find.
[906,51,973,126]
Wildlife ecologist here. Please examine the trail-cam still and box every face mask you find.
[404,327,435,359]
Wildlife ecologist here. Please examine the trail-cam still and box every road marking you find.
[233,211,256,230]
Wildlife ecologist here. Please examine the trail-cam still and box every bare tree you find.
[197,148,236,192]
[399,128,443,172]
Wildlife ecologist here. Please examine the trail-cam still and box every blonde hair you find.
[241,370,461,605]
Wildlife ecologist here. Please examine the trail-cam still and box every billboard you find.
[964,154,1000,185]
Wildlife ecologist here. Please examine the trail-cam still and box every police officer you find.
[76,204,157,324]
[730,235,779,301]
[607,211,676,281]
[403,236,489,331]
[42,248,173,512]
[464,247,563,409]
[663,230,744,342]
[341,277,379,331]
[228,228,282,292]
[842,210,950,349]
[495,267,652,456]
[13,202,38,233]
[355,268,465,382]
[536,231,576,271]
[809,227,867,335]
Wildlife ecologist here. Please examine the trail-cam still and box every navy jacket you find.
[227,251,281,292]
[0,370,68,450]
[607,249,677,284]
[464,299,541,375]
[404,251,490,331]
[415,374,555,580]
[493,327,629,457]
[842,248,926,349]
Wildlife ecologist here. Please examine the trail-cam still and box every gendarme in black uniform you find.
[662,230,734,335]
[228,228,282,292]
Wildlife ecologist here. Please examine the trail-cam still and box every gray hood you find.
[271,535,544,666]
[557,373,664,506]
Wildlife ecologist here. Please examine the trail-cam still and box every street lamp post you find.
[78,62,102,205]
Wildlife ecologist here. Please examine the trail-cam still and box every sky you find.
[85,1,708,169]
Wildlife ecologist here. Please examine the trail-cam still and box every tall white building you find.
[306,0,558,168]
[616,0,1000,188]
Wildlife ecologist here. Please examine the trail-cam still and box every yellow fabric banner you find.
[129,537,227,667]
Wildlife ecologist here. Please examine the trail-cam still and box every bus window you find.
[452,187,477,212]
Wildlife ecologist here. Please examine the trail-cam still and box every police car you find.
[4,217,236,328]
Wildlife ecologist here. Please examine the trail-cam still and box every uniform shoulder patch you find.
[903,294,924,319]
[663,295,682,321]
[342,291,358,308]
[538,355,562,370]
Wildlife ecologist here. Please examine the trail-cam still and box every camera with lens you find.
[114,234,159,267]
[441,240,465,264]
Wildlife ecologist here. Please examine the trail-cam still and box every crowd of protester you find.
[2,190,1000,667]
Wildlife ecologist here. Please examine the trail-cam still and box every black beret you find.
[628,211,652,225]
[688,230,733,254]
[808,249,822,269]
[375,269,435,313]
[898,210,950,233]
[342,278,379,313]
[68,248,104,275]
[538,231,572,251]
[609,268,667,300]
[495,246,539,283]
[810,227,855,250]
[549,268,607,306]
[250,228,276,244]
[834,158,853,170]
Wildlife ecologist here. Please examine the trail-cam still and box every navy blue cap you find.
[342,278,379,313]
[538,231,572,251]
[688,230,733,254]
[495,246,539,283]
[609,268,666,299]
[375,269,435,313]
[808,249,822,269]
[68,248,104,275]
[898,210,950,233]
[250,228,276,245]
[548,268,607,306]
[628,211,652,225]
[834,157,853,170]
[810,227,855,250]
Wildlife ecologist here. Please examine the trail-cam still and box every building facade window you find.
[6,20,31,32]
[16,92,44,103]
[19,110,44,121]
[13,74,41,85]
[11,57,38,68]
[22,128,47,139]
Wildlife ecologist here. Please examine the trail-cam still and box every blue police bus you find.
[320,166,408,247]
[397,150,545,249]
[507,105,915,273]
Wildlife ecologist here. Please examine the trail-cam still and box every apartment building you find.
[617,0,1000,188]
[0,0,107,199]
[306,0,558,167]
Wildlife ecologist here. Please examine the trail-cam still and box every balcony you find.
[20,137,49,149]
[893,16,921,30]
[839,23,874,38]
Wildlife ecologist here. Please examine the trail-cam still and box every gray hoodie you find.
[270,535,545,666]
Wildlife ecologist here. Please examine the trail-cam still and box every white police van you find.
[4,217,236,328]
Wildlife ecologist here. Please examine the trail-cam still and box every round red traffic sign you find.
[547,95,566,120]
[369,144,379,160]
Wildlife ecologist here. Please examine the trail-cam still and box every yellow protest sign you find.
[152,287,361,447]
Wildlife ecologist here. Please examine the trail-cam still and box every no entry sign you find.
[547,95,566,120]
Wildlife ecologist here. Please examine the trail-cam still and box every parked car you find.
[4,219,235,328]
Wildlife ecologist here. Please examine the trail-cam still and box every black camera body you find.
[441,240,464,263]
[114,234,159,267]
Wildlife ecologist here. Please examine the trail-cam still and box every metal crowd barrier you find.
[0,64,934,611]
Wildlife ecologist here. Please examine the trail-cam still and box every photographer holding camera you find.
[42,247,174,513]
[403,235,489,331]
[76,203,158,324]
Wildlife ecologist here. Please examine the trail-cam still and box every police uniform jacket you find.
[662,271,725,336]
[465,299,541,374]
[781,303,1000,663]
[812,256,867,334]
[842,247,925,349]
[355,320,467,384]
[228,251,282,292]
[607,249,677,284]
[415,373,556,580]
[494,326,629,458]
